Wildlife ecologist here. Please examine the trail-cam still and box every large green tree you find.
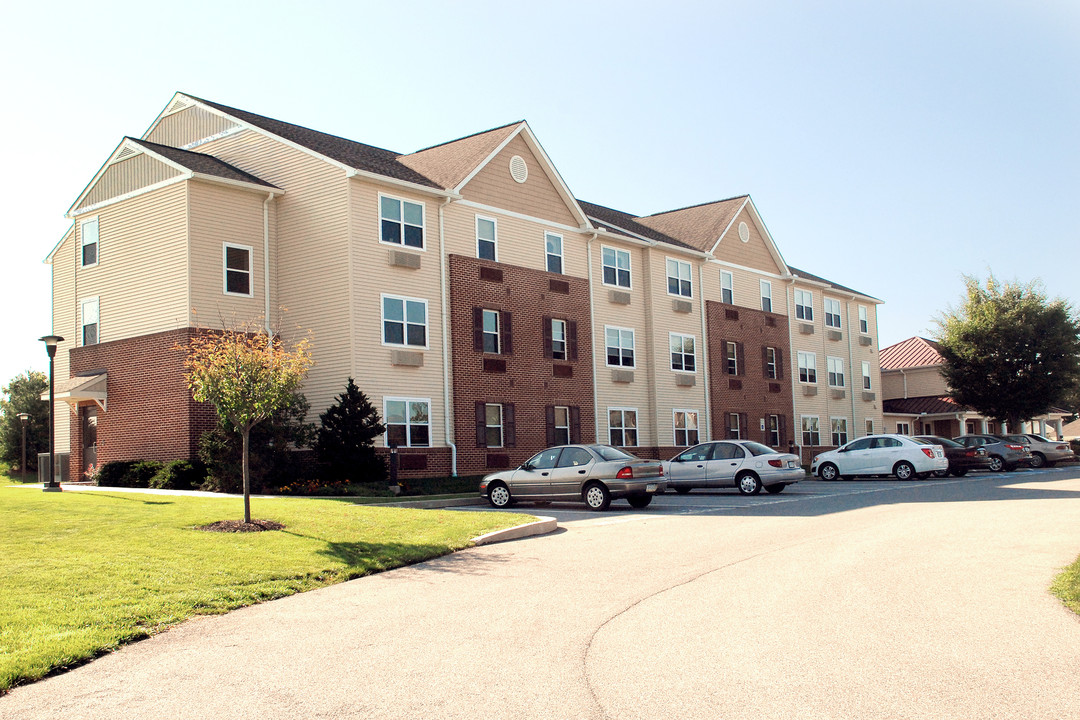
[935,275,1080,431]
[316,378,386,483]
[0,371,49,474]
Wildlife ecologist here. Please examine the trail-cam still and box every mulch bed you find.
[197,519,285,533]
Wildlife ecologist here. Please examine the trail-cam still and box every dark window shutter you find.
[775,348,783,380]
[737,342,745,375]
[779,415,787,447]
[545,405,556,446]
[568,321,578,360]
[504,403,516,447]
[570,406,581,443]
[720,339,729,374]
[502,311,512,355]
[475,401,487,447]
[741,413,749,441]
[762,346,769,378]
[473,308,484,352]
[543,317,553,359]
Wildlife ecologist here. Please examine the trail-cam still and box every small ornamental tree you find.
[181,327,313,523]
[0,371,49,473]
[316,378,387,483]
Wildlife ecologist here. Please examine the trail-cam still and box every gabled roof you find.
[880,337,945,370]
[635,196,749,253]
[398,121,523,191]
[127,138,278,188]
[883,395,962,415]
[788,265,880,303]
[579,200,695,250]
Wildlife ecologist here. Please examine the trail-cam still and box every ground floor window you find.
[728,413,741,439]
[767,415,780,446]
[802,416,820,446]
[485,404,503,448]
[896,422,910,435]
[831,417,848,446]
[674,410,699,446]
[865,418,874,436]
[384,398,430,447]
[553,406,570,445]
[609,408,638,446]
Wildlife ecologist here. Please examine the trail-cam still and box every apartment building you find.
[45,92,884,480]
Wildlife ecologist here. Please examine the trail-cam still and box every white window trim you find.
[378,192,427,252]
[551,318,567,360]
[545,231,564,274]
[795,288,814,321]
[601,245,632,290]
[380,294,430,350]
[669,332,697,374]
[553,405,570,444]
[766,347,778,379]
[728,413,741,439]
[720,270,734,304]
[666,257,693,299]
[672,409,700,446]
[726,341,739,375]
[383,397,432,448]
[865,418,875,436]
[222,242,254,298]
[831,416,849,446]
[483,309,501,355]
[896,422,911,435]
[824,298,842,329]
[767,414,781,446]
[79,216,99,268]
[485,403,504,448]
[605,325,636,369]
[859,305,869,334]
[827,356,845,388]
[862,361,872,390]
[476,215,498,262]
[760,279,772,312]
[80,296,100,347]
[608,407,639,447]
[798,351,817,384]
[801,415,821,445]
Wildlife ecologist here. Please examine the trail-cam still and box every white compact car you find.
[811,434,947,480]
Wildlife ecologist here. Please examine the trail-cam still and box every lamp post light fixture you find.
[16,412,30,483]
[39,335,64,492]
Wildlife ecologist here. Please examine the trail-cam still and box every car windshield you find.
[1027,434,1051,443]
[592,445,637,462]
[741,442,777,456]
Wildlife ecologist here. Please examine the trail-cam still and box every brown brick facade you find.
[449,255,595,473]
[706,301,794,451]
[67,328,218,480]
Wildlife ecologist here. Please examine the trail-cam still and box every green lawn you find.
[1051,554,1080,616]
[0,482,531,693]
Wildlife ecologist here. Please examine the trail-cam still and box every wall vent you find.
[509,155,528,183]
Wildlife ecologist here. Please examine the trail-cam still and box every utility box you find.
[37,453,70,484]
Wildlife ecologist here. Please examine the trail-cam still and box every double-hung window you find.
[794,289,814,321]
[384,398,430,447]
[382,295,427,347]
[802,416,821,445]
[862,361,872,390]
[553,406,570,445]
[728,413,741,439]
[667,258,692,298]
[476,216,497,261]
[760,280,772,313]
[551,319,567,360]
[602,246,631,288]
[824,298,842,329]
[545,232,563,274]
[767,415,781,446]
[670,333,696,372]
[859,305,869,334]
[765,347,778,379]
[485,404,504,448]
[380,195,424,248]
[720,271,734,304]
[606,327,635,367]
[831,417,848,446]
[609,408,638,446]
[80,217,99,267]
[80,297,99,346]
[223,243,252,296]
[726,342,738,375]
[798,351,817,383]
[865,419,874,435]
[482,310,500,354]
[896,422,911,435]
[827,357,845,387]
[673,410,699,446]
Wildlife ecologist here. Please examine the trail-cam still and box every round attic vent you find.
[738,222,750,243]
[509,155,528,183]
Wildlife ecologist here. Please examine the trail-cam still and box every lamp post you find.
[16,412,29,483]
[39,335,64,492]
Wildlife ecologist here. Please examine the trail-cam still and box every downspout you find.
[899,368,908,398]
[699,261,711,441]
[786,277,799,459]
[586,231,600,442]
[263,193,274,342]
[439,195,457,476]
[846,296,858,435]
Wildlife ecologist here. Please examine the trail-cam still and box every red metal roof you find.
[880,337,944,370]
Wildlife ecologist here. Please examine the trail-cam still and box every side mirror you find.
[520,462,533,471]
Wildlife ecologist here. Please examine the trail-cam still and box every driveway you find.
[3,468,1080,719]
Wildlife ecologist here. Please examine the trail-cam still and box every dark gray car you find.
[952,435,1032,472]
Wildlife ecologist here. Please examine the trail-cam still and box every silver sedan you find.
[479,445,666,511]
[663,440,804,495]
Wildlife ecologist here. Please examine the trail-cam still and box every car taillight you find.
[965,449,976,457]
[1005,444,1023,451]
[768,458,784,468]
[921,448,934,458]
[1056,444,1069,450]
[616,466,633,479]
[658,465,664,476]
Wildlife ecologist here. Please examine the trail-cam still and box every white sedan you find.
[811,434,947,481]
[663,440,804,495]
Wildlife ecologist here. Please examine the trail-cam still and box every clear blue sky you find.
[1,0,1077,386]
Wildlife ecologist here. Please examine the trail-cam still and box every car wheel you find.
[933,468,950,478]
[764,484,786,494]
[894,461,915,480]
[583,482,611,511]
[487,482,512,508]
[674,486,692,494]
[1029,453,1046,469]
[988,455,1004,472]
[951,469,968,477]
[627,493,653,509]
[737,472,762,495]
[818,463,841,481]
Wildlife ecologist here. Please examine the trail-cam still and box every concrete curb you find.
[384,497,487,509]
[471,516,559,546]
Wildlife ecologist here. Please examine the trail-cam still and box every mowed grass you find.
[0,482,531,692]
[1051,554,1080,616]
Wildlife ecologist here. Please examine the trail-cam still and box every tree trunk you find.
[242,425,251,524]
[1007,416,1023,434]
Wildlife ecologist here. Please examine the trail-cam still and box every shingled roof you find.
[579,200,695,250]
[788,265,878,302]
[633,196,748,252]
[880,337,944,370]
[398,121,523,190]
[128,138,278,189]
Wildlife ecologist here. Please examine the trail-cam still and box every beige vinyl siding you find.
[187,181,271,328]
[459,135,578,228]
[50,228,76,454]
[845,299,882,435]
[190,129,351,413]
[76,154,182,211]
[713,208,783,275]
[146,105,240,148]
[790,281,830,438]
[73,183,188,343]
[895,366,946,398]
[349,177,447,447]
[442,203,588,278]
[704,261,788,315]
[881,371,906,399]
